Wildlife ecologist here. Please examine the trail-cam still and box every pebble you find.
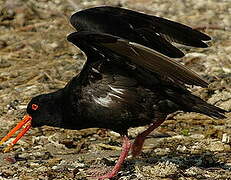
[190,134,205,139]
[17,105,27,110]
[108,131,120,137]
[176,145,187,152]
[30,162,40,168]
[224,163,231,170]
[172,135,185,139]
[0,169,15,177]
[154,147,171,155]
[185,167,204,176]
[52,165,59,170]
[42,42,59,52]
[222,133,230,144]
[89,137,96,141]
[37,166,48,172]
[7,109,14,115]
[141,161,178,178]
[72,162,85,168]
[206,141,226,152]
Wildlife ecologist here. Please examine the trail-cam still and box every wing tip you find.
[197,41,209,48]
[193,30,211,41]
[198,80,209,88]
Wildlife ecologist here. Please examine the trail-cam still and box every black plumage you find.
[0,6,226,179]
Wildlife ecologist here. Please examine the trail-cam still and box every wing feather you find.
[102,39,208,87]
[67,31,208,87]
[70,6,211,58]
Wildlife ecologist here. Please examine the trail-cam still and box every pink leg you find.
[96,135,131,180]
[132,119,165,157]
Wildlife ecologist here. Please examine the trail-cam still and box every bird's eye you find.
[32,104,39,111]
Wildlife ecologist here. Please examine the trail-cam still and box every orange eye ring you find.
[32,104,39,110]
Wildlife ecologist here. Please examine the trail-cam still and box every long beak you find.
[0,115,32,152]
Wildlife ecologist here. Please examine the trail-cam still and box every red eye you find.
[32,104,39,110]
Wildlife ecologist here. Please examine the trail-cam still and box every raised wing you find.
[67,31,208,87]
[70,6,211,58]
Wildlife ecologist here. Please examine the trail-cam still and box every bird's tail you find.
[190,98,227,119]
[164,88,227,119]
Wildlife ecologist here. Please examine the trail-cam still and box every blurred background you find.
[0,0,230,179]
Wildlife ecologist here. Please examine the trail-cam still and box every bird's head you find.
[0,91,64,152]
[27,93,63,128]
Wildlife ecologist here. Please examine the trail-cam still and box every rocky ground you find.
[0,0,230,179]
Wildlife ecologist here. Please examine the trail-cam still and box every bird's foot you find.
[131,119,166,157]
[95,171,117,180]
[92,135,131,179]
[131,134,145,157]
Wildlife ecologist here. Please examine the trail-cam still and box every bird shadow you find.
[115,149,231,179]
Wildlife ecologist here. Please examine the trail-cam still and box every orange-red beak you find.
[0,115,32,152]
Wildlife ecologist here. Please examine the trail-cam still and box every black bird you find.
[0,6,227,179]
